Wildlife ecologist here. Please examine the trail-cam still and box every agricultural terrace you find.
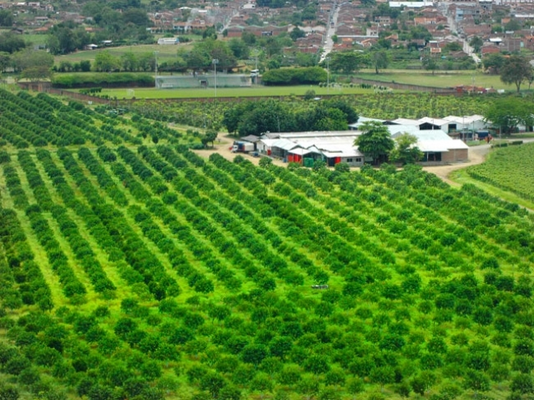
[1,90,534,399]
[125,93,493,131]
[466,142,534,204]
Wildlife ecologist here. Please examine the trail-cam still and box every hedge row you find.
[52,73,155,88]
[261,67,327,86]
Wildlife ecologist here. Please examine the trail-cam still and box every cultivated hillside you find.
[0,90,533,400]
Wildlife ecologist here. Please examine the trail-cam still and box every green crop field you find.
[96,85,376,99]
[356,70,510,91]
[1,89,534,400]
[464,142,534,203]
[122,92,493,131]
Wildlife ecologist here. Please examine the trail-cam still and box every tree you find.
[93,51,121,72]
[371,50,388,74]
[328,51,369,74]
[21,66,53,81]
[201,130,218,148]
[0,10,14,27]
[463,369,490,394]
[0,32,26,54]
[290,27,306,41]
[469,36,483,53]
[483,53,505,74]
[228,38,250,60]
[511,374,534,394]
[422,55,438,75]
[11,49,53,73]
[500,55,533,92]
[355,121,394,165]
[389,132,423,165]
[484,97,533,136]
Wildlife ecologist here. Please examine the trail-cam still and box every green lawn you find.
[355,70,512,91]
[84,85,376,99]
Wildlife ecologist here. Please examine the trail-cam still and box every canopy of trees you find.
[222,99,358,135]
[500,55,533,92]
[354,121,394,164]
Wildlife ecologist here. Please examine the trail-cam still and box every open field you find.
[54,41,198,65]
[1,89,534,399]
[93,85,376,99]
[356,70,511,91]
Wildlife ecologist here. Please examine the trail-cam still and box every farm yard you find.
[1,89,534,400]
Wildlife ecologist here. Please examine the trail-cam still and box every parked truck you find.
[232,141,255,153]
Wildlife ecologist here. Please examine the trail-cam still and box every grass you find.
[355,70,511,91]
[54,42,196,65]
[87,85,376,99]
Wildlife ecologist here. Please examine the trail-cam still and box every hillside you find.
[1,90,534,400]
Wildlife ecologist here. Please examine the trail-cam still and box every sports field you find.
[86,85,377,99]
[356,70,509,90]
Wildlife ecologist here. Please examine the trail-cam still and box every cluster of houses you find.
[234,115,490,167]
[3,0,533,63]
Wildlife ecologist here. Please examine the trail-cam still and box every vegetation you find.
[466,142,534,202]
[483,97,533,136]
[124,92,496,131]
[499,55,533,93]
[1,89,534,400]
[389,132,423,165]
[354,121,394,164]
[53,73,154,88]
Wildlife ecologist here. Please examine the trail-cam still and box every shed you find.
[394,130,468,163]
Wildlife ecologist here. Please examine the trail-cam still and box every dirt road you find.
[422,144,490,186]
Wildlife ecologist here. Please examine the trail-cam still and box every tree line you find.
[222,99,359,136]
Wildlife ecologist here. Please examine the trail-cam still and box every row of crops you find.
[0,90,188,150]
[0,91,534,400]
[466,143,534,203]
[126,93,494,130]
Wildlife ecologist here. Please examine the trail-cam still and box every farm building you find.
[443,115,486,132]
[392,130,469,163]
[258,132,366,167]
[349,115,489,135]
[155,74,252,89]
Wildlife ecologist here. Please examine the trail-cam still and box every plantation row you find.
[126,93,493,130]
[466,143,534,203]
[1,135,534,399]
[0,90,186,150]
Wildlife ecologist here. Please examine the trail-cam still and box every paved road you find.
[438,3,481,65]
[320,1,340,63]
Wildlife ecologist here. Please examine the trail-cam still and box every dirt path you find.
[423,138,534,186]
[193,138,288,167]
[422,144,490,186]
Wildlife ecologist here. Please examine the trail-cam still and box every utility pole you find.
[154,51,158,88]
[212,59,219,97]
[326,57,331,95]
